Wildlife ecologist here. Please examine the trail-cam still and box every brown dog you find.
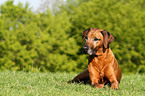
[69,28,122,90]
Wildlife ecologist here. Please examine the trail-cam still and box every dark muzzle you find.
[82,46,88,54]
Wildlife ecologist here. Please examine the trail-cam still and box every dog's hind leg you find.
[68,68,90,84]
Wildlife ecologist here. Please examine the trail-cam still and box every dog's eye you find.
[93,38,100,41]
[85,36,88,40]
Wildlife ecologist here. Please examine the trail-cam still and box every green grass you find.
[0,71,145,96]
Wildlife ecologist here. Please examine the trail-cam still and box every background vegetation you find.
[0,0,145,73]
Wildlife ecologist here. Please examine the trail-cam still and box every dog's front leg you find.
[88,64,104,88]
[104,66,119,90]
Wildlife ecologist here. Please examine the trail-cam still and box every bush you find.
[0,1,78,72]
[0,0,144,73]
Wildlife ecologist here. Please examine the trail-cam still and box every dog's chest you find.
[88,56,105,71]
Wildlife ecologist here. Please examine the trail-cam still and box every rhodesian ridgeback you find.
[69,28,122,90]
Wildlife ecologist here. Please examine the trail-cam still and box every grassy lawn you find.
[0,71,145,96]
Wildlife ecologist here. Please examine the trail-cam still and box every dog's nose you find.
[82,46,88,54]
[83,46,88,50]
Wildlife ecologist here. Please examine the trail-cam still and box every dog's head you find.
[82,28,114,55]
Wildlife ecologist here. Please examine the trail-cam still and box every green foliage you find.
[0,0,145,73]
[0,71,145,95]
[0,1,78,72]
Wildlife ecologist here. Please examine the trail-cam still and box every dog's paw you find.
[110,83,119,90]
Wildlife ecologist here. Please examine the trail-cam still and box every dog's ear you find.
[82,28,92,43]
[101,30,114,48]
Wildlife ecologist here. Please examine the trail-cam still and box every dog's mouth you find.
[82,49,88,54]
[82,48,96,55]
[88,48,93,55]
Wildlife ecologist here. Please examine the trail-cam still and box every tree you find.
[0,1,79,72]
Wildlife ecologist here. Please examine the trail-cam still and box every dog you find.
[69,28,122,90]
